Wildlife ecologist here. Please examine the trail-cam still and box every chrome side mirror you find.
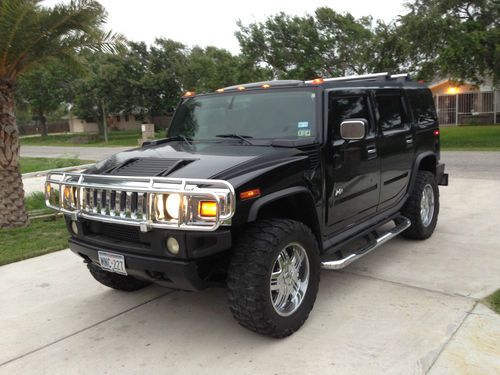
[340,119,367,140]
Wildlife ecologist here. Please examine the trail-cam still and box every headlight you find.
[166,193,181,219]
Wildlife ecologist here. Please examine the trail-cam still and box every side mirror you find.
[340,119,367,140]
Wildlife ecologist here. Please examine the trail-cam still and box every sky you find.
[43,0,408,53]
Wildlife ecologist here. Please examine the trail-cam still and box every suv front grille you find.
[97,223,142,243]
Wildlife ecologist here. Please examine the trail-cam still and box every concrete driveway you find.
[3,153,500,374]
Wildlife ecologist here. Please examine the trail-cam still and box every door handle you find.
[405,135,413,144]
[366,144,377,159]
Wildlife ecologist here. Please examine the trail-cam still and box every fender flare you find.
[247,186,316,222]
[408,151,437,192]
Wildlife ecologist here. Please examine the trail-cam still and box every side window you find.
[375,94,407,132]
[407,89,437,127]
[329,95,370,140]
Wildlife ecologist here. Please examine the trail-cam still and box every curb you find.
[22,163,95,178]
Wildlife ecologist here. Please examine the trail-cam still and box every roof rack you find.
[223,80,303,91]
[304,72,411,84]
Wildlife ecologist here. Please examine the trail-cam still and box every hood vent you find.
[107,158,193,177]
[297,144,321,170]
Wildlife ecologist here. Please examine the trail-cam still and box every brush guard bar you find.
[45,172,236,232]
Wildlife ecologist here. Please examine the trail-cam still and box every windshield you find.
[168,90,317,141]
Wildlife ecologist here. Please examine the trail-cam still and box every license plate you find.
[98,251,127,275]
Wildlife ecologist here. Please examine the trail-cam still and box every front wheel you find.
[401,170,440,240]
[227,219,320,338]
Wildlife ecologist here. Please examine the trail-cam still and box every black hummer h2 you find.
[46,72,448,338]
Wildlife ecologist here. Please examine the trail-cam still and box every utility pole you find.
[101,98,108,143]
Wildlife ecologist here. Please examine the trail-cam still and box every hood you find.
[87,141,309,187]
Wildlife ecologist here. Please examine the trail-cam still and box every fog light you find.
[166,236,180,255]
[71,221,79,235]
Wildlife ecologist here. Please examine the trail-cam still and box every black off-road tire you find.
[401,170,439,240]
[227,219,320,338]
[87,263,151,291]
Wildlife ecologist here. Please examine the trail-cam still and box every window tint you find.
[169,90,317,140]
[375,94,406,132]
[407,89,437,127]
[329,95,370,139]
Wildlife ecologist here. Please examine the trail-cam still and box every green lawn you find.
[484,290,500,314]
[0,193,68,266]
[20,157,92,174]
[440,125,500,151]
[20,130,164,147]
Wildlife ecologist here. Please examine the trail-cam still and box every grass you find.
[20,130,163,147]
[440,125,500,151]
[484,290,500,314]
[0,193,68,266]
[20,157,92,174]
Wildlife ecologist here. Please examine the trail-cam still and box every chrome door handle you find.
[405,135,413,144]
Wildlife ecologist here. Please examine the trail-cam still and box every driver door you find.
[325,89,381,234]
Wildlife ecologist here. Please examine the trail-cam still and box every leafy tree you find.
[0,0,118,228]
[183,46,272,92]
[16,62,76,135]
[236,8,382,80]
[397,0,500,83]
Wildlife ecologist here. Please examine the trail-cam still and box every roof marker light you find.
[261,84,271,88]
[311,78,324,85]
[183,91,195,97]
[216,88,224,93]
[237,86,246,91]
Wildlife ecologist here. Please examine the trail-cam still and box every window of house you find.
[375,94,407,132]
[116,115,120,122]
[329,95,370,139]
[125,115,130,122]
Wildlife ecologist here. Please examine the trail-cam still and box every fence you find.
[434,90,500,127]
[18,120,70,135]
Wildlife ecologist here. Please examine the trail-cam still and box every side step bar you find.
[321,217,411,270]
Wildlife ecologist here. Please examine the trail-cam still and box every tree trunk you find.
[0,79,29,228]
[39,109,48,137]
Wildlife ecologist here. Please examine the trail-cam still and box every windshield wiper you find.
[215,134,254,145]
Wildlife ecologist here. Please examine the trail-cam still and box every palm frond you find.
[0,0,121,80]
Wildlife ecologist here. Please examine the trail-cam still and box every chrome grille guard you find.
[45,172,236,232]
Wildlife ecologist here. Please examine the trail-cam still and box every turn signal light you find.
[240,188,261,200]
[199,201,217,217]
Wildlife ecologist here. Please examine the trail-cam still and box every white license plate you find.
[98,251,127,275]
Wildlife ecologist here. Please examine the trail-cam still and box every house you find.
[429,78,499,126]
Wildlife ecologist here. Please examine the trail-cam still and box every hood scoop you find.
[106,158,194,177]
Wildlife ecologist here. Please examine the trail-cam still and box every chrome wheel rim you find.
[420,184,435,227]
[270,242,310,317]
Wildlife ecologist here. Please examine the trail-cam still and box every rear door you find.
[325,89,381,234]
[374,89,414,210]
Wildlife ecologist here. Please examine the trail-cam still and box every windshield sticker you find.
[298,121,309,129]
[298,129,311,137]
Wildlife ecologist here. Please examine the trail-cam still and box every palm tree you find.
[0,0,117,228]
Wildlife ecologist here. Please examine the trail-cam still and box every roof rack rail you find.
[390,73,411,81]
[305,72,412,84]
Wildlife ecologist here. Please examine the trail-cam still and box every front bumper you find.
[71,237,214,291]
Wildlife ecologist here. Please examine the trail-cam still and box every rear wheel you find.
[87,263,151,291]
[401,171,439,240]
[227,219,320,338]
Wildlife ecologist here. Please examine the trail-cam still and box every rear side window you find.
[407,89,437,127]
[329,95,370,139]
[375,94,407,132]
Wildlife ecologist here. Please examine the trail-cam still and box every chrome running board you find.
[321,217,411,270]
